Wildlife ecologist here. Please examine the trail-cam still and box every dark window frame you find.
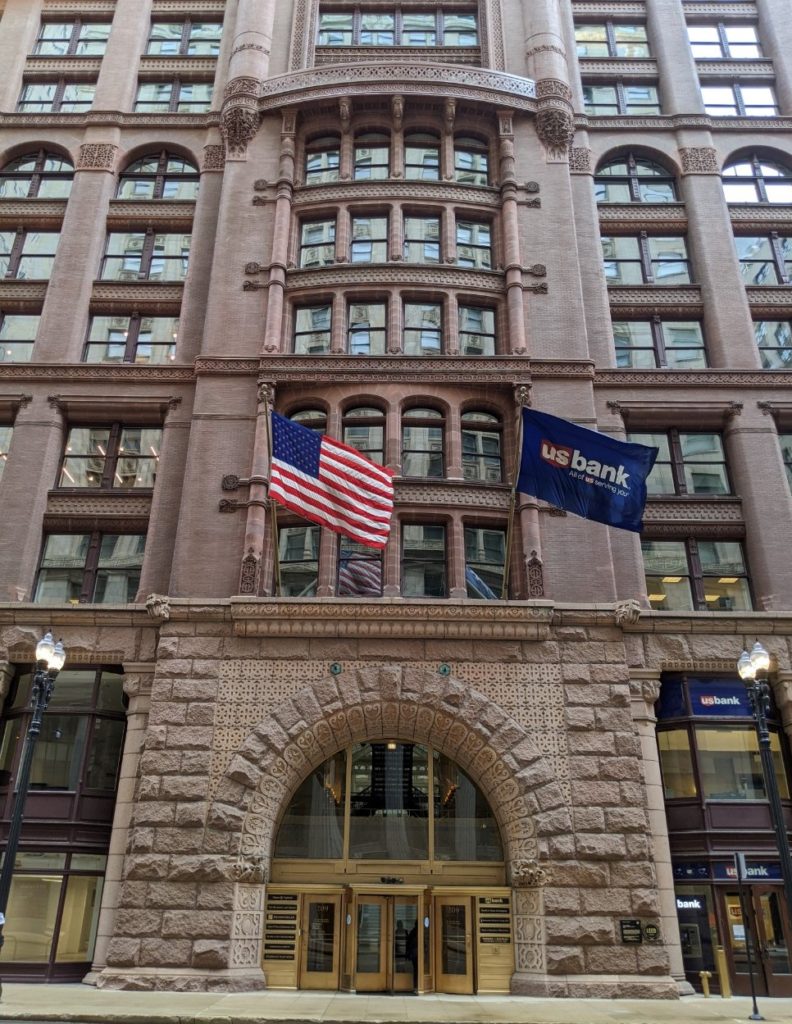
[350,213,388,263]
[342,405,385,463]
[735,231,792,285]
[299,217,337,268]
[575,21,650,58]
[461,410,503,483]
[347,300,387,354]
[316,8,479,47]
[401,406,445,478]
[601,231,692,284]
[133,79,213,113]
[595,151,678,203]
[99,228,191,282]
[642,536,753,611]
[781,432,792,491]
[57,422,161,491]
[34,530,147,604]
[687,22,762,60]
[403,299,443,355]
[458,303,496,355]
[0,312,40,362]
[453,137,490,186]
[0,423,12,481]
[146,18,224,56]
[0,148,74,198]
[17,79,95,113]
[304,136,341,185]
[33,18,111,56]
[117,150,199,201]
[293,303,332,354]
[612,317,707,368]
[83,313,179,364]
[628,428,731,495]
[400,521,448,598]
[700,82,778,117]
[583,81,661,115]
[0,228,59,280]
[722,152,792,204]
[403,212,441,263]
[337,536,384,597]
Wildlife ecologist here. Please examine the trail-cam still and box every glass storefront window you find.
[697,727,790,801]
[55,874,104,962]
[273,750,346,859]
[675,886,716,978]
[1,874,61,962]
[658,729,697,798]
[433,752,503,860]
[350,742,429,860]
[31,715,88,790]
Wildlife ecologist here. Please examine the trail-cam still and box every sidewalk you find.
[1,986,792,1024]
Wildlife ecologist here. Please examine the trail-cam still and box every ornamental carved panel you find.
[679,147,719,175]
[76,143,118,171]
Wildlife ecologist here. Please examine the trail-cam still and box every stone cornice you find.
[578,58,657,78]
[598,203,687,232]
[24,56,103,77]
[571,1,646,12]
[745,285,792,316]
[0,363,194,383]
[578,113,792,132]
[286,264,504,293]
[0,199,67,227]
[621,611,792,635]
[138,57,218,76]
[730,205,792,231]
[0,282,48,308]
[0,111,219,130]
[696,59,775,78]
[255,63,537,114]
[394,480,511,510]
[595,368,792,386]
[606,284,703,316]
[91,281,185,313]
[106,199,196,229]
[314,46,481,68]
[293,181,501,207]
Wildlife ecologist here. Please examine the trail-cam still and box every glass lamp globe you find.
[749,642,770,673]
[35,632,55,664]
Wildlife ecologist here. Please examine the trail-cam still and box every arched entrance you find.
[212,666,571,993]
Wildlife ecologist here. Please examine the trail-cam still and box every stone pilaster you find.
[645,0,704,114]
[0,0,40,111]
[629,670,694,995]
[756,0,792,113]
[94,0,153,110]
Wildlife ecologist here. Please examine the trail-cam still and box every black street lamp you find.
[736,641,792,928]
[0,632,66,997]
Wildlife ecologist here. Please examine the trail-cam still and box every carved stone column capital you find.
[772,670,792,733]
[0,661,15,703]
[534,81,575,162]
[122,662,155,715]
[221,77,262,159]
[629,669,662,721]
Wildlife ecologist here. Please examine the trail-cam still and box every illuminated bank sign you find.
[676,897,702,910]
[689,680,751,717]
[712,862,782,881]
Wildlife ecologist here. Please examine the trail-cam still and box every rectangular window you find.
[354,136,389,180]
[629,431,729,495]
[347,302,386,354]
[583,83,660,115]
[697,727,789,800]
[405,135,440,180]
[701,84,777,116]
[294,304,332,354]
[0,314,40,363]
[464,526,506,599]
[658,729,697,799]
[642,538,752,611]
[602,235,691,284]
[612,320,706,369]
[59,425,161,489]
[338,539,382,596]
[402,524,446,597]
[34,21,111,56]
[754,321,792,368]
[317,10,477,47]
[403,215,440,263]
[459,305,495,355]
[0,425,11,482]
[456,220,492,269]
[278,525,319,596]
[305,139,340,184]
[0,231,59,280]
[35,533,146,604]
[736,235,792,285]
[403,301,441,354]
[300,219,336,267]
[18,81,95,113]
[575,23,649,58]
[134,81,213,113]
[100,232,191,282]
[84,315,178,364]
[688,24,762,60]
[350,215,388,263]
[147,21,223,56]
[454,140,489,186]
[780,433,792,492]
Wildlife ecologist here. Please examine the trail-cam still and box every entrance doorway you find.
[299,894,342,990]
[435,895,474,995]
[354,894,419,992]
[721,886,792,996]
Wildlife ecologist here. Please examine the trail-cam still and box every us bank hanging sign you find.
[688,679,752,717]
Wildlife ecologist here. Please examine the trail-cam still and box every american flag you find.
[270,412,394,549]
[338,551,383,596]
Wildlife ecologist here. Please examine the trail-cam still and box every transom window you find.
[595,153,677,203]
[403,301,441,354]
[355,132,390,180]
[35,533,146,604]
[642,539,752,611]
[402,524,447,597]
[459,305,495,355]
[602,234,691,284]
[722,154,792,204]
[100,232,191,282]
[456,220,491,269]
[84,315,178,364]
[687,24,762,59]
[273,742,501,864]
[465,526,506,599]
[735,234,792,285]
[584,84,660,115]
[402,407,444,478]
[146,20,223,56]
[701,84,777,117]
[294,304,332,354]
[613,320,706,369]
[0,314,40,362]
[300,219,336,267]
[117,152,199,200]
[780,434,792,491]
[18,81,94,113]
[575,23,649,58]
[404,214,440,262]
[305,136,340,184]
[134,81,213,113]
[0,150,73,198]
[405,132,440,180]
[343,406,385,464]
[59,425,161,489]
[754,320,792,368]
[0,426,11,481]
[628,430,729,495]
[34,20,110,56]
[461,411,502,482]
[454,137,489,185]
[0,230,59,279]
[290,408,327,432]
[351,215,387,262]
[338,538,383,596]
[317,10,478,47]
[348,302,386,354]
[278,525,319,596]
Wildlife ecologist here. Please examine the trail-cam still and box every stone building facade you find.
[0,0,791,1001]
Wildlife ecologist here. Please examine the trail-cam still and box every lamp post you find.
[736,642,792,930]
[0,632,66,996]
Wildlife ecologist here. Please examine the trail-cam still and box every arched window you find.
[402,407,444,478]
[343,405,385,464]
[305,135,340,185]
[0,150,73,198]
[354,131,390,180]
[117,152,199,200]
[289,407,327,433]
[454,136,489,186]
[461,411,502,482]
[595,153,677,203]
[405,131,439,180]
[722,154,792,204]
[273,742,503,863]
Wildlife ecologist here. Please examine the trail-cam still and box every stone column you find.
[645,0,704,114]
[220,0,277,159]
[724,405,792,610]
[756,0,792,113]
[629,671,693,995]
[35,142,119,362]
[0,0,41,111]
[679,149,759,369]
[498,112,527,356]
[94,0,153,110]
[86,664,154,983]
[520,0,575,161]
[510,866,547,994]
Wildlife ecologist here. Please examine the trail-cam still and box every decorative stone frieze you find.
[0,363,193,383]
[201,145,226,172]
[596,368,792,386]
[221,77,263,158]
[292,181,500,205]
[597,204,687,232]
[287,264,504,292]
[577,58,657,76]
[679,147,719,175]
[568,147,592,173]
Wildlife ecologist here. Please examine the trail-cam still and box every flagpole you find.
[260,385,282,596]
[501,384,530,599]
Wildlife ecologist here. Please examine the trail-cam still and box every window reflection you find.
[697,728,789,800]
[273,750,345,858]
[350,742,429,859]
[433,751,503,860]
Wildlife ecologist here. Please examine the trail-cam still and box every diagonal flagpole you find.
[501,383,530,599]
[259,387,282,596]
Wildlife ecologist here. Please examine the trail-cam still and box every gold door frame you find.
[347,884,429,993]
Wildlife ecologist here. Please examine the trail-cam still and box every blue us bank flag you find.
[517,408,658,533]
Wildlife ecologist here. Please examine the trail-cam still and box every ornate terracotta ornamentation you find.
[536,107,575,160]
[511,859,550,888]
[201,144,225,171]
[76,143,117,171]
[231,854,267,884]
[569,146,592,173]
[145,594,171,621]
[526,550,544,598]
[614,598,642,625]
[679,147,720,174]
[239,547,260,595]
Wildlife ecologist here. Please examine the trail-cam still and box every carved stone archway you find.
[206,664,570,989]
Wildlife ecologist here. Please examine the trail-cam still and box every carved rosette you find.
[221,77,262,158]
[535,79,574,161]
[679,147,719,175]
[511,858,550,888]
[76,143,118,172]
[239,547,260,595]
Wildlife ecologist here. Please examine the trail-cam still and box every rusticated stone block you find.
[614,732,642,757]
[119,881,148,907]
[176,801,207,827]
[619,781,646,805]
[114,909,163,937]
[569,755,600,779]
[167,726,215,749]
[631,889,661,915]
[567,979,619,998]
[585,945,638,973]
[137,776,160,799]
[140,938,193,966]
[535,807,572,836]
[159,775,209,801]
[543,887,581,913]
[133,802,175,826]
[156,659,192,677]
[168,855,233,882]
[172,678,219,701]
[182,750,212,773]
[187,702,216,725]
[545,914,614,944]
[625,834,650,858]
[129,827,155,852]
[105,938,140,967]
[564,683,610,706]
[617,863,658,888]
[605,806,648,832]
[547,834,576,857]
[207,800,246,830]
[139,750,182,774]
[573,807,605,831]
[560,664,590,685]
[545,945,584,973]
[533,780,567,812]
[177,637,223,658]
[197,882,235,908]
[598,756,642,781]
[570,731,615,755]
[591,664,630,685]
[192,938,230,969]
[561,641,606,662]
[146,881,198,909]
[161,910,233,939]
[191,659,220,679]
[570,780,620,806]
[153,828,204,854]
[566,706,595,729]
[125,854,170,881]
[149,702,187,725]
[582,887,633,913]
[226,754,262,789]
[636,943,671,974]
[575,833,627,859]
